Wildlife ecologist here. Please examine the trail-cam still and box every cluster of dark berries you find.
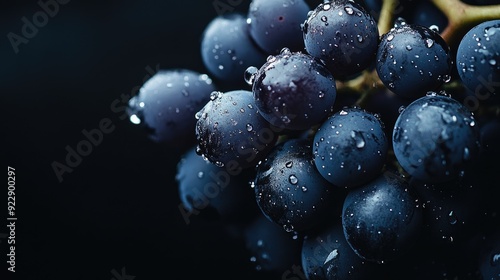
[127,0,500,279]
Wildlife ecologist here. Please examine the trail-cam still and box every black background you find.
[1,0,300,279]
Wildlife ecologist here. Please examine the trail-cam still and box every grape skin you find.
[303,0,379,79]
[456,20,500,103]
[392,94,480,183]
[312,107,388,189]
[376,23,452,100]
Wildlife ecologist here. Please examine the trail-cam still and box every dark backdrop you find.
[1,0,293,279]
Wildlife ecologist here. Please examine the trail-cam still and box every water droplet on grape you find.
[129,114,141,125]
[210,91,222,100]
[246,123,253,132]
[244,66,259,85]
[425,38,434,48]
[344,6,354,15]
[429,25,439,32]
[280,47,292,55]
[351,130,365,148]
[448,211,457,225]
[285,161,293,168]
[283,223,294,232]
[463,147,470,160]
[490,253,500,266]
[324,249,338,264]
[289,174,298,185]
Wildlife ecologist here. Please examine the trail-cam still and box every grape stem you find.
[431,0,500,46]
[377,0,399,35]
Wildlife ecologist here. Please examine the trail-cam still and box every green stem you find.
[431,0,500,46]
[378,0,399,35]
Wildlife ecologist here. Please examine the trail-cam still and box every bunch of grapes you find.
[127,0,500,279]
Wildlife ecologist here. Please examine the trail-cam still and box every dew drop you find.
[285,161,293,168]
[357,34,363,43]
[129,114,141,125]
[339,110,348,115]
[491,253,500,266]
[398,106,406,113]
[318,91,325,98]
[323,3,331,10]
[321,15,328,22]
[289,175,298,185]
[283,223,294,232]
[244,66,259,85]
[280,47,292,55]
[463,147,470,160]
[281,115,291,124]
[489,59,497,66]
[429,25,439,32]
[210,91,222,100]
[301,186,308,192]
[344,6,354,15]
[406,45,412,51]
[324,249,338,264]
[197,171,204,179]
[387,34,394,42]
[246,123,254,132]
[425,38,434,48]
[448,211,457,225]
[351,130,366,148]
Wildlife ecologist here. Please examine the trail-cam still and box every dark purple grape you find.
[342,171,423,263]
[301,221,381,280]
[176,146,258,223]
[456,20,500,103]
[312,106,388,189]
[243,215,303,273]
[247,0,310,54]
[195,89,279,169]
[478,228,500,280]
[127,69,215,149]
[303,0,379,79]
[254,138,342,233]
[410,175,485,247]
[200,13,266,88]
[363,88,412,148]
[478,117,500,164]
[250,48,337,130]
[392,92,481,183]
[376,23,452,99]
